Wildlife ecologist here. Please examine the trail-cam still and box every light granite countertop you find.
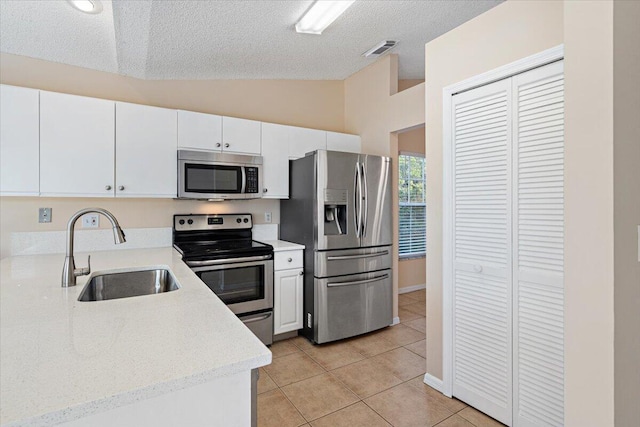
[257,240,305,252]
[0,247,272,427]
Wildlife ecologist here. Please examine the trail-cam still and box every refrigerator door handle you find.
[327,274,390,287]
[327,250,390,261]
[361,162,368,237]
[354,162,361,238]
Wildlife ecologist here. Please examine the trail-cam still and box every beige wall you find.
[0,53,345,132]
[0,53,345,259]
[424,0,563,381]
[344,54,425,318]
[564,2,616,425]
[613,1,640,425]
[398,126,426,291]
[398,79,425,92]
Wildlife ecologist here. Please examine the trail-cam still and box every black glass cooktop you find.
[174,239,273,261]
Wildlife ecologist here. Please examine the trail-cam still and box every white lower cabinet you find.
[273,250,304,335]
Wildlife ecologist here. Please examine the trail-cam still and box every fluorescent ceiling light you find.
[67,0,102,14]
[296,1,355,35]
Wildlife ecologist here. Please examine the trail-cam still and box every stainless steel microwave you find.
[177,150,263,200]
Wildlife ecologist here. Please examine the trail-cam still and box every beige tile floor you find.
[257,289,505,427]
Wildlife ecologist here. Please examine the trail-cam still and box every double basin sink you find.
[78,268,180,302]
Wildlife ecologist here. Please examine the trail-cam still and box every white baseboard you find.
[391,317,400,326]
[398,283,426,294]
[423,373,450,397]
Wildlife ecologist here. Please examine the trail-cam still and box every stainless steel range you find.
[173,214,274,345]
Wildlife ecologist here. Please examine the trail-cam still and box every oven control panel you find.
[174,214,253,231]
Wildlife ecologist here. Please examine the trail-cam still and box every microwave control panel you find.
[245,167,259,193]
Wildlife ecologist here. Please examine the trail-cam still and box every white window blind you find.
[398,152,426,258]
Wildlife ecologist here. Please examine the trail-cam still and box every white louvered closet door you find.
[451,78,513,426]
[512,61,564,427]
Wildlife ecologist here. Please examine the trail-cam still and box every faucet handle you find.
[75,255,91,277]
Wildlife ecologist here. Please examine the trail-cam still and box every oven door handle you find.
[241,312,272,324]
[186,254,272,267]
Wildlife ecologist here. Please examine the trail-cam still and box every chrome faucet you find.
[61,208,126,287]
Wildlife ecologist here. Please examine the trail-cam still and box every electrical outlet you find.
[264,212,272,223]
[38,208,52,223]
[82,214,99,228]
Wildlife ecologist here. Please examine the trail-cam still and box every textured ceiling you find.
[0,0,502,80]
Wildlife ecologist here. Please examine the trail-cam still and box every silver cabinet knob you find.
[224,143,230,148]
[288,257,292,262]
[263,188,268,193]
[118,185,125,191]
[105,185,112,190]
[299,271,304,276]
[473,265,483,273]
[215,143,221,148]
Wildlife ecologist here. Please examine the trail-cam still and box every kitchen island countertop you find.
[0,247,271,427]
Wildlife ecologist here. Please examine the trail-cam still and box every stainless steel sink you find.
[78,268,180,301]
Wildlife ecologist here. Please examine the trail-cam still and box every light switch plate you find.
[39,208,52,223]
[264,212,272,223]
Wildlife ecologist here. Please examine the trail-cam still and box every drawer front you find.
[274,250,303,270]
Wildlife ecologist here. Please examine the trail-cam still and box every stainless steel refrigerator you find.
[280,150,392,344]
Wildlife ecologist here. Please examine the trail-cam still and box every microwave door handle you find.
[241,167,247,193]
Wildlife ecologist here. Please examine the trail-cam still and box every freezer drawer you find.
[314,269,392,344]
[315,246,392,278]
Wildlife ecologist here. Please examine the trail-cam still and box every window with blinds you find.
[398,153,426,258]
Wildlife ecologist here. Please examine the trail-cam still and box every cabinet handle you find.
[224,143,230,148]
[299,271,304,276]
[473,265,483,273]
[118,185,125,191]
[105,185,112,191]
[216,143,221,148]
[288,257,292,262]
[263,188,268,193]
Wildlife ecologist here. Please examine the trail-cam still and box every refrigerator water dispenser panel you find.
[324,189,347,235]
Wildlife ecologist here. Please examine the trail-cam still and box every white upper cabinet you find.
[288,127,326,159]
[116,102,177,198]
[326,131,361,153]
[177,110,222,151]
[261,123,290,199]
[40,91,115,197]
[0,85,40,196]
[222,116,261,155]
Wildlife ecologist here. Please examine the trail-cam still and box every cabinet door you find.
[115,102,177,198]
[261,123,290,198]
[326,131,361,153]
[0,85,39,196]
[40,91,115,197]
[177,110,222,151]
[289,127,326,159]
[222,116,261,155]
[273,268,303,335]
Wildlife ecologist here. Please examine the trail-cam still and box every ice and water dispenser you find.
[323,189,347,235]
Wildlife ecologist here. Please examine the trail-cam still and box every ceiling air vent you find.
[362,40,397,58]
